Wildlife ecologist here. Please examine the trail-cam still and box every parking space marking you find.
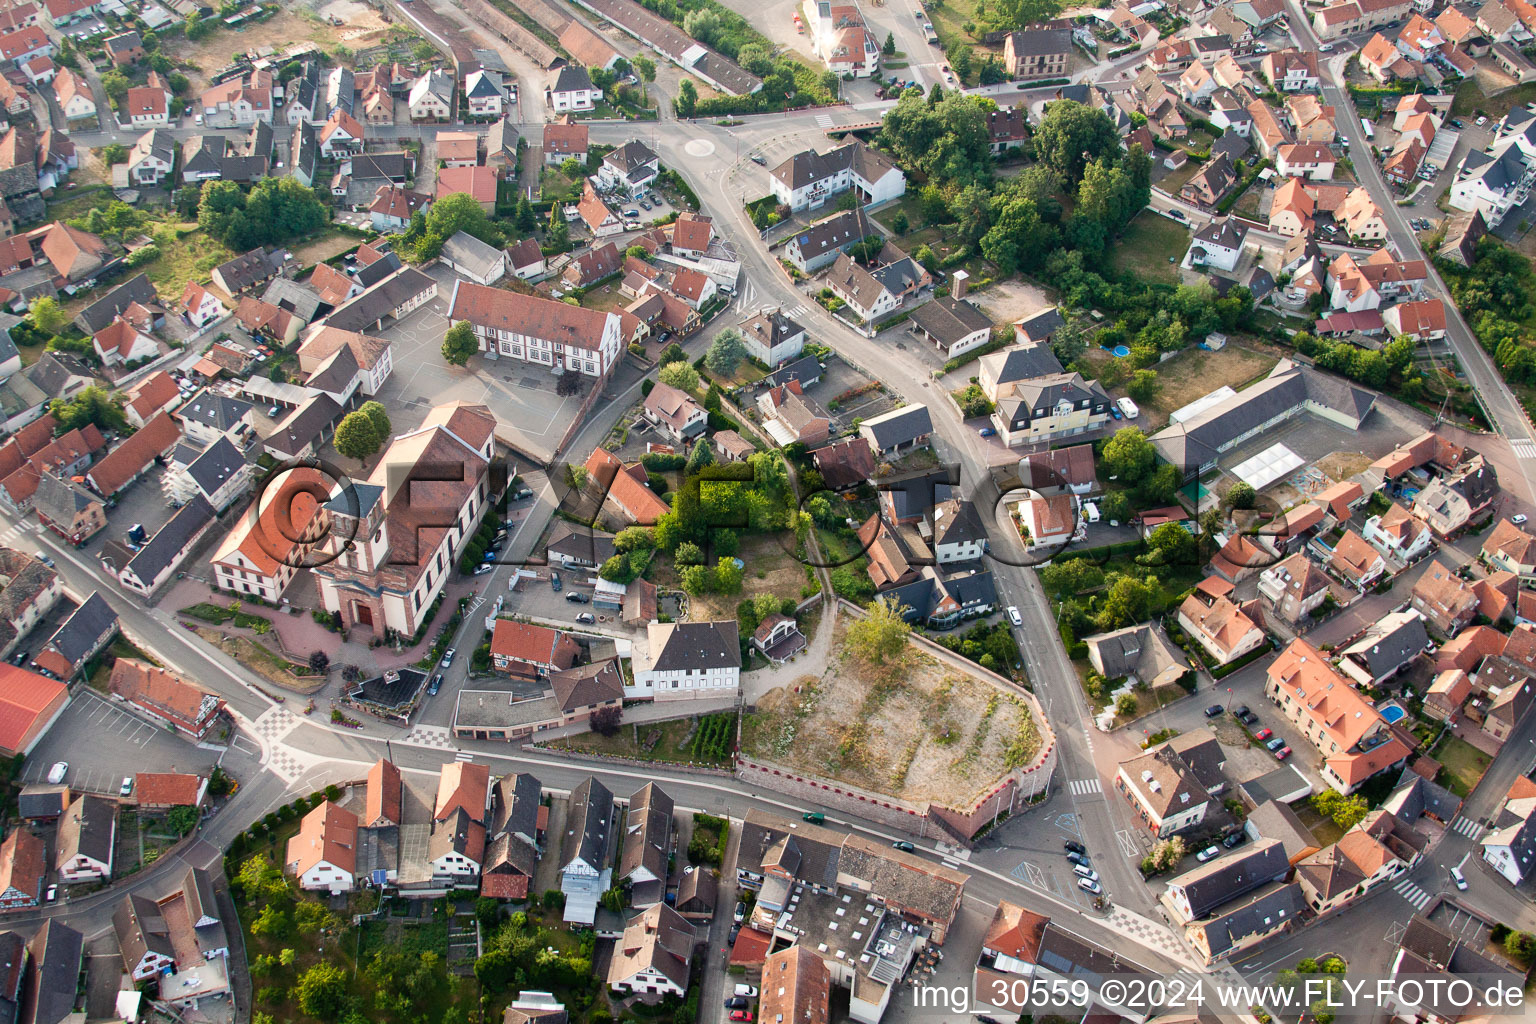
[1116,829,1141,858]
[1054,813,1080,837]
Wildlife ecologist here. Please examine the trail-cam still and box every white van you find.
[1117,397,1139,419]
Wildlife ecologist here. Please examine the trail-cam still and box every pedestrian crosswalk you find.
[1068,777,1102,796]
[1450,816,1486,839]
[783,303,810,319]
[1513,440,1536,460]
[0,519,34,546]
[1393,877,1433,911]
[816,114,834,129]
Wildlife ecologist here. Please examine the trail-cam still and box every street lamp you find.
[1225,686,1233,711]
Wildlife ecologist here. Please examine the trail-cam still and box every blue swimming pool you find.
[1111,345,1131,357]
[1378,702,1407,724]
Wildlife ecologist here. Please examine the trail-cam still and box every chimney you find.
[951,270,969,300]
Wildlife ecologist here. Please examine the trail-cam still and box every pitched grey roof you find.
[1189,882,1305,958]
[261,277,323,322]
[77,274,159,333]
[545,521,616,566]
[290,121,318,180]
[441,230,506,280]
[771,142,898,190]
[266,394,342,457]
[934,498,987,546]
[178,392,252,432]
[647,621,740,671]
[552,64,594,95]
[181,134,227,176]
[323,267,433,332]
[184,436,246,496]
[1166,838,1290,919]
[603,140,658,180]
[33,472,96,527]
[1245,800,1317,859]
[1380,775,1462,826]
[909,295,992,346]
[124,495,215,584]
[561,776,613,871]
[490,772,542,842]
[25,352,93,400]
[45,592,117,665]
[17,784,68,820]
[1007,25,1071,57]
[862,403,932,449]
[214,249,277,292]
[1193,217,1248,251]
[349,151,410,183]
[1150,362,1376,473]
[1342,611,1428,680]
[22,921,81,1024]
[982,343,1063,386]
[763,355,821,389]
[788,209,868,263]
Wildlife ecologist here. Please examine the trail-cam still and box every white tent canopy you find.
[1230,443,1305,491]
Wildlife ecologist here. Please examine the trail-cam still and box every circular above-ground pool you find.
[1378,701,1408,725]
[1111,345,1131,357]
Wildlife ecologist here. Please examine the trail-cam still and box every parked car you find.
[1196,845,1220,863]
[1254,728,1273,742]
[1204,704,1224,718]
[44,885,56,903]
[1239,710,1258,726]
[734,902,746,924]
[442,648,456,667]
[47,762,67,784]
[1477,115,1489,126]
[750,154,767,165]
[551,572,562,591]
[1265,736,1286,752]
[803,811,824,823]
[1515,514,1529,525]
[565,592,590,603]
[1274,746,1292,761]
[978,427,995,437]
[473,564,494,576]
[725,998,748,1010]
[1072,864,1097,880]
[734,986,759,998]
[1064,841,1086,855]
[728,925,740,945]
[729,1013,753,1022]
[575,612,595,624]
[1222,830,1247,849]
[892,840,915,852]
[1008,606,1022,626]
[428,674,443,695]
[1067,851,1090,867]
[1077,877,1102,894]
[119,777,133,796]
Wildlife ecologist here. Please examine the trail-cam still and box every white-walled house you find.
[769,141,906,212]
[628,621,741,700]
[285,800,358,894]
[179,281,227,329]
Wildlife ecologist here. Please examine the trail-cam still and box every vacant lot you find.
[140,224,238,297]
[688,533,809,621]
[740,618,1040,806]
[1430,734,1492,797]
[1110,212,1190,286]
[160,9,352,91]
[551,713,737,767]
[971,278,1054,328]
[1131,344,1278,430]
[1452,78,1536,119]
[289,229,359,268]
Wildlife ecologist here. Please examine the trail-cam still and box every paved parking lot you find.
[1004,803,1124,914]
[23,689,221,796]
[369,265,587,464]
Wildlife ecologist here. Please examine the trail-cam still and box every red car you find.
[730,1014,753,1022]
[1253,728,1273,742]
[1274,746,1292,761]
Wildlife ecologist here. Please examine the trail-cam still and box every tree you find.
[51,386,127,435]
[614,526,655,552]
[28,296,68,335]
[1040,559,1104,596]
[659,342,687,367]
[1115,693,1137,716]
[591,704,622,736]
[685,438,714,475]
[1096,574,1156,630]
[706,328,747,377]
[279,948,297,967]
[308,650,330,673]
[556,372,583,396]
[442,321,478,366]
[356,401,391,443]
[714,556,743,593]
[878,89,993,186]
[847,598,912,664]
[679,563,711,595]
[1126,369,1160,404]
[1142,521,1195,567]
[675,79,698,118]
[1101,427,1157,484]
[101,70,129,104]
[1101,491,1131,524]
[659,361,700,393]
[882,31,896,56]
[1313,790,1368,830]
[1149,836,1185,870]
[334,410,383,462]
[1224,482,1258,511]
[185,11,210,38]
[100,143,127,166]
[675,541,704,566]
[516,197,537,232]
[951,45,972,82]
[1034,101,1119,185]
[251,905,290,939]
[547,201,569,249]
[1504,931,1536,962]
[560,156,583,179]
[295,962,349,1021]
[166,805,199,835]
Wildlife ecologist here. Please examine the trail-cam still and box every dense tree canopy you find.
[879,89,994,186]
[1034,101,1121,186]
[197,177,328,251]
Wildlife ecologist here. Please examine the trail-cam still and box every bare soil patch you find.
[161,10,351,91]
[1131,344,1278,430]
[740,618,1040,806]
[971,278,1054,328]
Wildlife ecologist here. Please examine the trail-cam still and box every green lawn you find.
[138,223,237,297]
[1452,80,1536,119]
[1429,734,1492,797]
[1110,211,1189,285]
